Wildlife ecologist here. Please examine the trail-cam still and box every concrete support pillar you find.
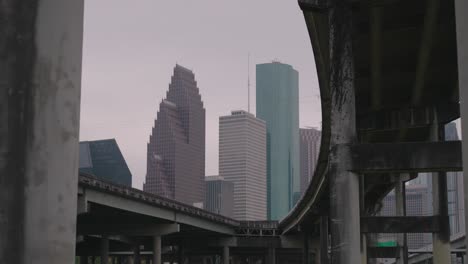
[320,216,329,264]
[455,0,468,254]
[432,170,451,263]
[328,1,360,264]
[0,0,84,264]
[360,176,367,264]
[303,234,309,264]
[223,245,229,264]
[101,236,109,264]
[310,236,321,264]
[153,236,162,264]
[80,256,88,264]
[178,244,185,264]
[430,112,451,263]
[267,247,276,264]
[134,244,141,264]
[395,177,408,264]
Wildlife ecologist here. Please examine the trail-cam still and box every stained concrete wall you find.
[0,0,84,263]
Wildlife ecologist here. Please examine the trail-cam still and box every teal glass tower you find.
[256,62,299,220]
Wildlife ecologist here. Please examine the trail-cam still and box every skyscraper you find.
[205,176,234,218]
[79,139,132,186]
[144,65,205,207]
[299,128,321,195]
[256,62,299,220]
[219,110,267,221]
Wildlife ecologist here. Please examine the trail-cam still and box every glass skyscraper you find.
[256,62,299,220]
[144,65,206,207]
[79,139,132,186]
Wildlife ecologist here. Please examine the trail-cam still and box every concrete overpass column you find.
[223,246,230,264]
[430,112,451,263]
[133,243,141,264]
[303,234,309,264]
[320,216,329,264]
[360,176,367,264]
[0,0,84,264]
[395,176,408,264]
[328,1,360,264]
[153,235,162,264]
[267,247,276,264]
[80,256,88,264]
[101,236,109,264]
[455,0,468,254]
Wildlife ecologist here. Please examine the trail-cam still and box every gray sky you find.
[79,0,321,189]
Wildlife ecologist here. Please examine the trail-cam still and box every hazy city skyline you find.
[79,0,321,189]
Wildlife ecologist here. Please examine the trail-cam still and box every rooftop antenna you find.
[248,53,251,113]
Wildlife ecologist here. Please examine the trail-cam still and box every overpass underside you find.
[279,0,466,263]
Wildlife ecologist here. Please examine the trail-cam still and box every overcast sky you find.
[79,0,321,189]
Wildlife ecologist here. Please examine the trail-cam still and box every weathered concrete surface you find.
[153,236,161,264]
[348,141,462,173]
[360,216,442,233]
[0,0,84,263]
[328,1,361,263]
[455,0,468,253]
[395,178,408,264]
[430,116,451,263]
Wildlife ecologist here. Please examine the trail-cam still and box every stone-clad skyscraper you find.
[144,65,205,207]
[219,110,267,220]
[256,62,299,220]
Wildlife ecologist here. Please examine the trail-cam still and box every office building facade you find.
[205,176,234,218]
[144,65,205,207]
[219,110,267,221]
[79,139,132,186]
[256,62,300,220]
[299,128,321,196]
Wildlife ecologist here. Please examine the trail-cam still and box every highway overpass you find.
[1,0,468,263]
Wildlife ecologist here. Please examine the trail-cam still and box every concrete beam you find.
[79,223,180,237]
[280,235,305,249]
[206,237,237,247]
[0,0,84,263]
[82,187,235,235]
[367,247,402,259]
[360,216,444,233]
[347,141,462,173]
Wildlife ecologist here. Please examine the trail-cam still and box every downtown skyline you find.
[79,0,322,190]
